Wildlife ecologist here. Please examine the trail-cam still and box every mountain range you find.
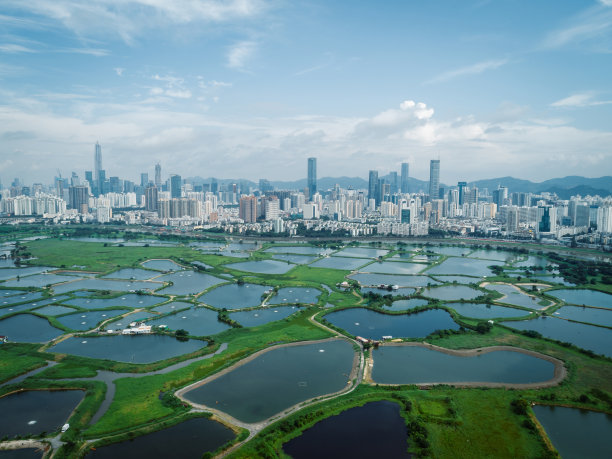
[187,175,612,198]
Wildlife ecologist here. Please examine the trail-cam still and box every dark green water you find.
[86,416,235,459]
[183,340,355,423]
[283,401,410,458]
[372,346,554,384]
[533,405,612,459]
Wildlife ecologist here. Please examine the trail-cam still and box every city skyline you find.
[1,1,611,183]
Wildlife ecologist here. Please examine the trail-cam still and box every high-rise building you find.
[170,174,182,199]
[68,185,89,213]
[458,181,467,206]
[154,163,162,188]
[388,171,398,194]
[140,173,149,188]
[94,142,102,188]
[429,159,440,200]
[400,162,409,193]
[368,170,378,203]
[239,196,258,223]
[145,185,158,212]
[307,157,317,200]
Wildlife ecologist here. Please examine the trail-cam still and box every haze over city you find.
[1,0,612,184]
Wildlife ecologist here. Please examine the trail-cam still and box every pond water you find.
[157,271,225,295]
[33,305,77,316]
[151,301,191,314]
[422,285,483,301]
[268,287,320,305]
[146,307,231,336]
[391,252,415,260]
[361,287,415,297]
[49,335,206,363]
[226,259,295,274]
[429,246,471,257]
[332,247,389,258]
[309,257,371,271]
[385,299,429,311]
[533,405,612,459]
[52,278,161,294]
[1,292,46,305]
[0,390,84,437]
[426,257,503,277]
[283,401,409,459]
[56,309,129,331]
[446,303,530,319]
[183,340,355,423]
[554,306,612,328]
[61,294,164,310]
[432,275,481,284]
[0,449,42,458]
[0,296,70,317]
[513,256,553,268]
[141,259,184,271]
[265,246,333,256]
[501,317,612,358]
[325,308,459,340]
[199,283,269,309]
[86,416,235,459]
[229,306,300,327]
[0,259,16,268]
[67,237,125,243]
[269,253,317,264]
[487,284,542,309]
[548,289,612,309]
[411,254,440,262]
[102,269,159,280]
[0,314,64,342]
[372,346,554,384]
[3,273,83,288]
[363,261,427,275]
[0,289,28,297]
[527,274,575,286]
[0,267,53,280]
[350,273,439,288]
[467,249,516,262]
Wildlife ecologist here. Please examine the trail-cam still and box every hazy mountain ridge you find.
[186,175,612,197]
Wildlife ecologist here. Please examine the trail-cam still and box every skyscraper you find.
[140,173,149,188]
[388,171,398,194]
[458,181,467,206]
[94,142,102,185]
[155,163,162,188]
[368,170,378,203]
[429,159,440,200]
[170,174,182,198]
[307,157,317,200]
[401,162,409,193]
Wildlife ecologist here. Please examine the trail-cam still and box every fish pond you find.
[146,307,231,336]
[554,305,612,328]
[86,416,235,459]
[363,261,427,275]
[0,314,64,342]
[350,273,439,288]
[157,271,225,295]
[48,335,206,363]
[283,401,409,459]
[548,289,612,309]
[332,247,389,258]
[371,346,555,384]
[533,405,612,459]
[0,449,42,458]
[52,278,161,294]
[229,306,301,327]
[446,302,530,319]
[361,287,415,297]
[2,273,82,288]
[183,340,355,423]
[487,284,543,308]
[426,257,503,277]
[268,287,320,305]
[384,299,429,311]
[501,316,612,358]
[269,253,318,264]
[309,257,371,271]
[101,268,159,280]
[226,259,295,275]
[265,246,333,256]
[61,294,164,309]
[0,390,84,437]
[324,308,459,340]
[422,285,484,301]
[141,259,184,271]
[56,309,129,331]
[199,283,269,309]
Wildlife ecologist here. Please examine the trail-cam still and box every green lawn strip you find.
[83,310,331,437]
[0,343,51,383]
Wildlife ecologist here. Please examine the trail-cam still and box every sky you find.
[1,0,612,186]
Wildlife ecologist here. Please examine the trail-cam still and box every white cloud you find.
[165,89,192,99]
[426,59,508,84]
[551,92,612,107]
[0,44,36,53]
[114,67,124,76]
[542,3,612,51]
[227,40,257,69]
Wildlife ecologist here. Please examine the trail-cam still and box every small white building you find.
[122,322,152,335]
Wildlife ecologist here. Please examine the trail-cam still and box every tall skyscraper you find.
[388,171,398,194]
[458,181,467,206]
[368,170,378,203]
[307,157,317,200]
[429,159,440,200]
[170,174,182,198]
[140,173,149,188]
[400,162,409,193]
[94,142,102,184]
[155,163,162,188]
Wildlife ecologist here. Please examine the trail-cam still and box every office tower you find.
[368,170,378,203]
[170,174,182,199]
[70,172,80,186]
[307,157,317,200]
[85,171,93,187]
[94,142,102,187]
[239,196,258,223]
[458,182,467,206]
[145,185,158,212]
[211,178,218,194]
[429,159,440,200]
[389,171,398,194]
[69,185,89,213]
[401,162,409,193]
[538,206,557,233]
[154,163,162,188]
[140,173,149,187]
[259,179,273,194]
[507,207,519,232]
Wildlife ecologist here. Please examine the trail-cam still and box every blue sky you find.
[1,0,611,185]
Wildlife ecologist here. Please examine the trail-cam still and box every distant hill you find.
[186,175,612,197]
